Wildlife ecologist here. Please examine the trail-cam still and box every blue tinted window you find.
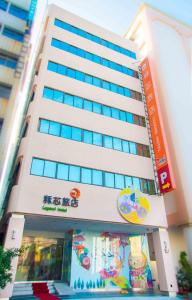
[93,102,101,114]
[133,177,141,190]
[54,90,63,102]
[111,108,119,119]
[67,68,76,78]
[58,64,66,75]
[115,174,124,189]
[105,172,114,188]
[110,83,118,93]
[126,112,134,123]
[48,61,57,72]
[74,96,83,108]
[31,158,44,176]
[54,19,136,59]
[113,138,122,151]
[2,27,24,42]
[57,163,69,180]
[0,0,8,11]
[103,106,111,117]
[104,136,113,149]
[92,170,102,186]
[43,87,53,99]
[44,161,56,178]
[93,132,102,146]
[64,94,73,106]
[61,125,71,139]
[122,141,129,153]
[69,165,80,182]
[120,111,126,121]
[72,127,82,141]
[93,77,101,87]
[84,74,92,84]
[83,131,93,144]
[125,176,132,187]
[76,71,85,81]
[49,121,60,136]
[130,142,137,155]
[102,81,110,90]
[84,100,92,111]
[39,119,49,133]
[81,168,92,184]
[9,4,28,20]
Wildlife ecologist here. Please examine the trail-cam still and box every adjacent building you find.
[125,4,192,267]
[0,4,178,298]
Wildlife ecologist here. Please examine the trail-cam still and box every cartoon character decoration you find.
[70,188,80,199]
[72,232,90,270]
[118,188,150,224]
[128,251,153,288]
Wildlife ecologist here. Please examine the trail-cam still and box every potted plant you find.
[0,246,22,291]
[177,251,192,299]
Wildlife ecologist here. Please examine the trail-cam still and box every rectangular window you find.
[39,119,49,134]
[71,127,82,141]
[122,141,129,153]
[54,90,63,103]
[57,163,69,180]
[0,0,8,11]
[58,64,67,75]
[48,61,57,72]
[125,176,132,187]
[111,108,119,119]
[64,94,73,106]
[84,100,92,111]
[67,68,76,78]
[43,87,53,99]
[44,161,56,178]
[126,112,134,123]
[115,174,124,189]
[74,96,83,108]
[69,165,80,182]
[133,177,141,190]
[92,170,102,186]
[81,168,92,184]
[49,121,61,136]
[140,178,148,194]
[0,83,12,99]
[148,180,156,195]
[9,4,28,20]
[105,172,114,188]
[2,26,24,42]
[30,158,44,176]
[61,125,72,139]
[129,142,137,155]
[93,102,101,114]
[93,132,102,146]
[93,77,101,87]
[83,130,93,144]
[84,74,92,84]
[113,138,122,151]
[103,135,113,149]
[103,106,111,117]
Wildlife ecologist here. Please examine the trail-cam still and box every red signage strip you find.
[140,57,175,194]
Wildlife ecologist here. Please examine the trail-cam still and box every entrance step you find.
[12,282,56,297]
[54,282,75,296]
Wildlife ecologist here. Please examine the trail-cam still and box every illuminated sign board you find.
[42,188,80,213]
[117,188,150,224]
[140,57,175,194]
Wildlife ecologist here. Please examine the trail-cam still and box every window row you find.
[54,19,136,59]
[47,61,142,101]
[51,38,138,79]
[2,26,24,42]
[0,1,28,20]
[31,158,156,194]
[39,119,150,158]
[43,87,145,127]
[0,53,17,69]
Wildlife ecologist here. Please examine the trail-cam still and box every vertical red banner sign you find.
[140,57,175,194]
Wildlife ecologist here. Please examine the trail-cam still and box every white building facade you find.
[0,5,178,298]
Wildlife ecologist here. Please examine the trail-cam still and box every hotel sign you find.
[42,188,80,213]
[140,57,175,194]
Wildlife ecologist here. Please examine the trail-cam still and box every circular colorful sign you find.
[117,188,150,224]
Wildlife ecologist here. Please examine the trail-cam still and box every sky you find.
[48,0,192,36]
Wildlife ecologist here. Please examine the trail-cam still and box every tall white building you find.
[126,3,192,267]
[0,4,178,299]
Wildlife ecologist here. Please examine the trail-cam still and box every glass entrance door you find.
[16,236,64,281]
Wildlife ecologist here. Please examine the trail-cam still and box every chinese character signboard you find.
[140,57,176,194]
[42,188,80,213]
[117,188,150,224]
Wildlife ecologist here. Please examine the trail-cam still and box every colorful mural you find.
[70,231,152,290]
[118,188,150,224]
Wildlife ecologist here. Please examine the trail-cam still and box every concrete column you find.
[152,228,178,297]
[0,214,25,299]
[183,225,192,263]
